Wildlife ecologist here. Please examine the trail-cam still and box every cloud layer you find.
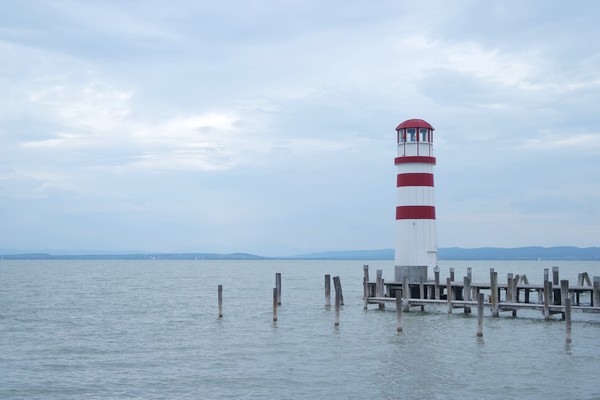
[1,1,599,255]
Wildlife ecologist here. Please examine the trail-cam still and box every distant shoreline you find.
[1,246,599,261]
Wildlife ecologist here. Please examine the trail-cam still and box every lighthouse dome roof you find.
[395,119,434,131]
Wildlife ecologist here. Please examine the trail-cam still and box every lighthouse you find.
[394,118,437,283]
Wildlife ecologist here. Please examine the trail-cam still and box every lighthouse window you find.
[398,129,405,143]
[407,128,416,141]
[419,128,428,142]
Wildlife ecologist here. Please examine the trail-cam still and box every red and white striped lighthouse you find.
[394,118,437,283]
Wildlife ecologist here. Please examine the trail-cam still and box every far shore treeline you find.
[1,246,599,261]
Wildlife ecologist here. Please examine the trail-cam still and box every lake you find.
[1,259,599,399]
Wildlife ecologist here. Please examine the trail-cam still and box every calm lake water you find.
[1,259,600,399]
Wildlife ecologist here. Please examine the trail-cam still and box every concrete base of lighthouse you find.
[395,265,428,284]
[395,265,428,298]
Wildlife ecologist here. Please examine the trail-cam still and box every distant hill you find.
[0,252,266,260]
[294,246,600,261]
[2,247,599,260]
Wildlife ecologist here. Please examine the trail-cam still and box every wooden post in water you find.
[507,273,514,303]
[272,287,278,322]
[565,298,572,344]
[593,277,600,307]
[552,266,560,305]
[476,292,484,337]
[403,276,410,312]
[396,295,403,332]
[338,276,345,306]
[491,271,499,317]
[464,276,472,314]
[450,268,455,282]
[333,276,341,327]
[560,280,569,319]
[419,276,425,311]
[434,267,440,300]
[376,270,383,297]
[376,269,383,310]
[325,274,331,307]
[275,272,282,305]
[447,277,452,314]
[218,285,223,319]
[363,265,369,309]
[544,281,550,321]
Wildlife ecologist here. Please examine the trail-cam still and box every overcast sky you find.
[1,1,599,255]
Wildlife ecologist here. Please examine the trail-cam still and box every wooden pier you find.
[364,266,600,318]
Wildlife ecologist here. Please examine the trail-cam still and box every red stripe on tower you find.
[394,156,436,165]
[396,205,436,220]
[397,173,434,187]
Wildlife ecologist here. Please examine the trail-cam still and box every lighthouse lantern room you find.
[394,118,437,284]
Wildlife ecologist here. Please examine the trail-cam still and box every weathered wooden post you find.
[552,266,560,305]
[450,267,455,282]
[491,271,499,317]
[363,265,369,309]
[325,274,331,307]
[565,298,572,344]
[560,280,569,319]
[403,275,410,312]
[507,273,514,303]
[464,276,472,314]
[593,277,600,307]
[419,276,425,311]
[275,272,282,306]
[338,276,345,306]
[218,284,223,319]
[434,267,440,300]
[541,268,549,304]
[476,292,484,337]
[333,276,341,327]
[376,270,384,309]
[543,280,551,321]
[447,277,452,314]
[396,295,403,332]
[376,270,383,297]
[272,287,278,322]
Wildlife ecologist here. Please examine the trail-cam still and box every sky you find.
[1,0,599,256]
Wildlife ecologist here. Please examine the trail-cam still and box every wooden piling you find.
[543,281,550,321]
[334,277,341,327]
[434,268,440,300]
[552,267,560,305]
[376,270,383,297]
[396,295,403,332]
[272,287,278,322]
[507,273,514,303]
[477,292,484,337]
[376,270,383,309]
[450,268,455,282]
[337,276,345,306]
[362,265,369,309]
[275,272,282,305]
[464,276,472,314]
[565,298,572,344]
[560,280,569,314]
[403,276,410,312]
[325,274,331,307]
[218,284,223,319]
[447,277,452,314]
[419,276,425,311]
[491,271,499,317]
[593,277,600,307]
